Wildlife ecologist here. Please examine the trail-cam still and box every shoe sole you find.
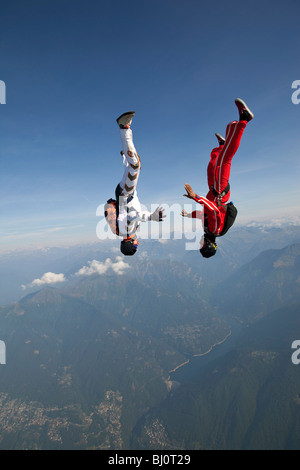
[215,133,225,144]
[116,111,135,126]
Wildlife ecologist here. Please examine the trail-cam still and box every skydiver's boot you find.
[116,111,135,129]
[235,98,254,122]
[215,133,225,146]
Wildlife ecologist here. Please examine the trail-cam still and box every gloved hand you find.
[150,206,166,222]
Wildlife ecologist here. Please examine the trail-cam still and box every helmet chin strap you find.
[201,233,216,247]
[200,234,217,258]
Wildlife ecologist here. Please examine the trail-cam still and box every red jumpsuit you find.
[192,120,247,236]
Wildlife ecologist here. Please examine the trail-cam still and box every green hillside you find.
[215,243,300,323]
[131,303,300,450]
[0,242,299,449]
[0,287,183,448]
[0,259,228,449]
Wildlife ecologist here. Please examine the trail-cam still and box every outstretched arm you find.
[194,195,220,214]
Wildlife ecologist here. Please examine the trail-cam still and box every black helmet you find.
[200,235,217,258]
[120,236,139,256]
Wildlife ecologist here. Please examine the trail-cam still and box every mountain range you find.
[0,223,299,449]
[131,302,300,450]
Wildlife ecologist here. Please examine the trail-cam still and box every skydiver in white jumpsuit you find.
[115,111,165,256]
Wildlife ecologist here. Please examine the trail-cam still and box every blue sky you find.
[1,0,299,252]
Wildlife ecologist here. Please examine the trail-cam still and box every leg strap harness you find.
[211,183,230,206]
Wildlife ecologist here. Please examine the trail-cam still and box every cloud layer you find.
[21,257,130,290]
[75,257,130,276]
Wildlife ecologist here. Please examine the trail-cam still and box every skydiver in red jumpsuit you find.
[183,98,254,258]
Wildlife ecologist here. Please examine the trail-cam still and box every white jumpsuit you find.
[116,128,151,237]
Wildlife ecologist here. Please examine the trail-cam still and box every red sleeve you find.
[194,195,220,214]
[191,210,203,219]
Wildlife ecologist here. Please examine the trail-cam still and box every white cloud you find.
[22,272,66,289]
[75,257,130,277]
[21,257,130,290]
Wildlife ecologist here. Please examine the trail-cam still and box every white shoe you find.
[116,111,135,128]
